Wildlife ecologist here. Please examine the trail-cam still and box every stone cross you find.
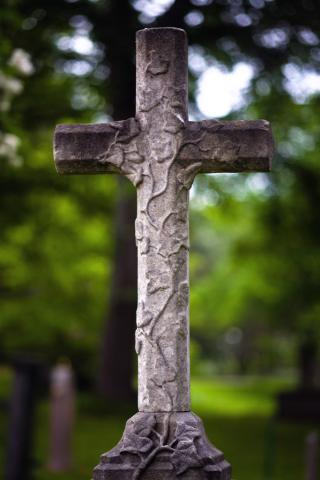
[54,27,273,479]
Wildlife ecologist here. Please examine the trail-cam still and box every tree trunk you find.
[97,0,137,401]
[299,336,318,390]
[97,0,192,402]
[99,178,137,400]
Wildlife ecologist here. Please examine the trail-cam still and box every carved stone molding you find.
[93,412,231,480]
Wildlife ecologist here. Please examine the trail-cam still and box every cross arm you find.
[54,117,139,175]
[177,119,274,173]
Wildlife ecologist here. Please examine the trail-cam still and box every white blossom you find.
[0,97,10,112]
[0,73,23,111]
[0,49,33,166]
[3,133,20,149]
[0,133,23,167]
[8,49,34,76]
[0,73,23,94]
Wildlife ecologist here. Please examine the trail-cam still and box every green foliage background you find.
[1,2,320,479]
[1,0,320,379]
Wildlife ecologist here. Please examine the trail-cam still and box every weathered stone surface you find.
[54,27,273,413]
[53,26,274,479]
[93,412,231,480]
[178,119,273,172]
[135,27,191,412]
[54,119,138,174]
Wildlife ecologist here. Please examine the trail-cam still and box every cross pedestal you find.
[54,28,273,480]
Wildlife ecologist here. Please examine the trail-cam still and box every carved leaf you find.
[154,139,174,163]
[140,87,162,112]
[133,414,156,437]
[140,236,150,255]
[120,415,156,456]
[127,117,140,137]
[175,423,200,441]
[135,329,143,355]
[108,150,124,167]
[126,150,144,164]
[127,167,144,187]
[171,255,185,273]
[170,422,203,474]
[162,212,178,237]
[157,236,188,258]
[137,302,154,328]
[120,432,153,455]
[147,271,170,294]
[115,117,140,143]
[177,162,202,190]
[177,281,189,309]
[171,439,202,475]
[147,52,169,75]
[135,220,144,241]
[164,111,185,134]
[99,146,124,167]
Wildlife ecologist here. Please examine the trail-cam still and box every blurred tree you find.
[0,0,320,391]
[93,0,138,401]
[0,0,116,382]
[190,90,320,379]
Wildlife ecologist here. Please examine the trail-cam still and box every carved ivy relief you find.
[119,414,206,479]
[99,49,203,410]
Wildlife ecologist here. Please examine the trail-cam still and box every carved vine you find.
[99,49,206,409]
[119,414,205,479]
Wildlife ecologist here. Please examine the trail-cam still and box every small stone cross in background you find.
[48,363,75,472]
[305,432,318,480]
[54,27,273,480]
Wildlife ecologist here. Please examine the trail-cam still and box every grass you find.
[191,376,295,416]
[1,368,319,480]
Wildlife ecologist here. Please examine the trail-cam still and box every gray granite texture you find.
[93,412,231,480]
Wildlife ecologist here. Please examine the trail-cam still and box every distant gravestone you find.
[54,27,273,479]
[48,363,75,472]
[5,358,41,480]
[305,432,318,480]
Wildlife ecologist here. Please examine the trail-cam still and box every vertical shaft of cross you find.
[135,28,190,412]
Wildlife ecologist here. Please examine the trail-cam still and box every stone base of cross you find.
[54,28,273,479]
[94,412,231,479]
